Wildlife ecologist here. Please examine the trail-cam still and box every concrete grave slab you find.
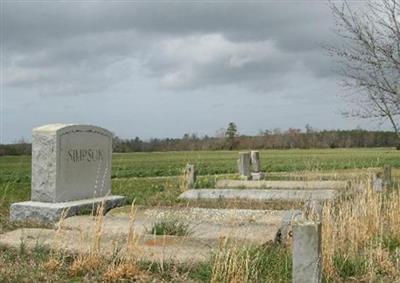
[0,228,211,263]
[60,207,286,244]
[216,179,348,190]
[0,207,291,263]
[179,189,339,201]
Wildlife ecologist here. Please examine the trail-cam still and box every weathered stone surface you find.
[251,172,265,181]
[10,195,126,224]
[292,221,322,283]
[10,124,125,224]
[1,207,290,263]
[216,179,348,190]
[63,207,286,249]
[373,176,384,192]
[31,124,113,202]
[266,168,380,181]
[184,164,196,189]
[178,189,338,201]
[250,150,261,172]
[237,152,251,179]
[275,210,302,244]
[0,228,211,263]
[124,207,286,225]
[383,165,392,187]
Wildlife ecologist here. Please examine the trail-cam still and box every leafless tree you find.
[328,0,400,146]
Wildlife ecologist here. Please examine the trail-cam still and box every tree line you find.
[1,127,399,156]
[1,128,399,156]
[0,127,398,156]
[112,129,399,152]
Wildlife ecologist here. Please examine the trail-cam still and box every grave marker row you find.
[237,150,264,180]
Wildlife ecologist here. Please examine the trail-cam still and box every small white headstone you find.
[250,150,261,172]
[373,177,383,192]
[383,165,392,187]
[184,164,197,190]
[237,152,251,179]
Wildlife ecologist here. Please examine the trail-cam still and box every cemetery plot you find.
[0,207,291,263]
[0,132,399,282]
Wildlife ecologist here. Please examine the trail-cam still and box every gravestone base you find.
[251,172,265,181]
[10,195,126,224]
[239,175,251,180]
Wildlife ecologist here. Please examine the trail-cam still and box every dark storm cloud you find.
[4,2,331,41]
[3,1,339,95]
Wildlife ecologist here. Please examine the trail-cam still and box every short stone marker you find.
[10,124,125,223]
[292,221,322,283]
[383,165,392,187]
[250,150,264,180]
[237,151,251,179]
[373,172,384,192]
[275,210,302,244]
[373,165,393,192]
[250,150,261,172]
[183,163,197,190]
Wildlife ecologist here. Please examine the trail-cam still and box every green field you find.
[1,147,399,219]
[2,148,399,182]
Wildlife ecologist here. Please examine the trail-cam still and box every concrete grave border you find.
[179,188,338,201]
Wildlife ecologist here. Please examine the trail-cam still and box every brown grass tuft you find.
[43,258,62,273]
[102,260,146,282]
[68,254,103,276]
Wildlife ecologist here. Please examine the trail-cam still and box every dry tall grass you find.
[322,179,400,281]
[42,201,147,281]
[68,202,106,276]
[211,238,256,283]
[210,238,291,283]
[210,174,400,282]
[9,169,400,282]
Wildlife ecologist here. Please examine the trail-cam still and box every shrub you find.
[149,218,191,236]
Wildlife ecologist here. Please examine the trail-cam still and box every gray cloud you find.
[3,1,375,143]
[3,1,339,95]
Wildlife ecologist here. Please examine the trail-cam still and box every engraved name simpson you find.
[66,149,104,162]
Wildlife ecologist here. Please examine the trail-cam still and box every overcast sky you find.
[0,0,385,143]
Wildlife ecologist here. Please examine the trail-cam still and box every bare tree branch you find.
[327,0,400,142]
